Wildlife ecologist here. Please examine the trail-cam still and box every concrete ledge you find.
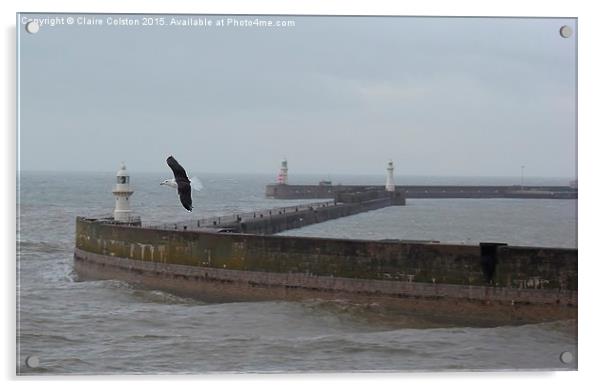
[75,217,577,291]
[74,248,576,326]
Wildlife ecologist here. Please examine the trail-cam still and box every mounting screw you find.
[25,355,40,368]
[25,21,40,34]
[559,351,574,364]
[559,25,573,38]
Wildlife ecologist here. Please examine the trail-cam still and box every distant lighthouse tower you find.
[385,160,395,192]
[112,162,134,222]
[276,159,288,185]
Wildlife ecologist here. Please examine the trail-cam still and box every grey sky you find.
[18,15,576,177]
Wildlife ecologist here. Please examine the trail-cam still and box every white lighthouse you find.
[112,162,134,222]
[276,159,288,185]
[385,160,395,192]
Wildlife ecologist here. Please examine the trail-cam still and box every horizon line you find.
[16,169,576,179]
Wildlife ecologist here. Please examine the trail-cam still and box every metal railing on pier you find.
[148,200,336,232]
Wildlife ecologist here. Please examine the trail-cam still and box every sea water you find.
[16,172,577,374]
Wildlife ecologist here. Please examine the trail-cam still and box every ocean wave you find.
[131,289,200,305]
[126,334,183,341]
[70,278,133,291]
[301,298,385,313]
[17,240,71,255]
[18,332,81,344]
[298,298,449,329]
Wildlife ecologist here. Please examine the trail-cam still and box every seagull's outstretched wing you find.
[178,183,193,212]
[167,156,189,182]
[166,156,193,212]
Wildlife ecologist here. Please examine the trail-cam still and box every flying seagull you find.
[164,156,193,212]
[160,176,203,191]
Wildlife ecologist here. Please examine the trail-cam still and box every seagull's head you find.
[160,178,177,188]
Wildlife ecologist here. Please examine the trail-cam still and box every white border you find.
[3,1,600,388]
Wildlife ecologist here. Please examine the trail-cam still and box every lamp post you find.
[521,165,525,190]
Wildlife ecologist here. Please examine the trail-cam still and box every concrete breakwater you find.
[74,163,577,326]
[151,189,405,235]
[74,213,577,325]
[265,184,578,200]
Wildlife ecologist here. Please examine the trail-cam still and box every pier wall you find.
[240,190,404,234]
[239,197,388,235]
[75,218,577,307]
[73,181,577,325]
[156,189,405,235]
[265,184,578,200]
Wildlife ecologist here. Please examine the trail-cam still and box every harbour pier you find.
[152,187,406,235]
[266,184,578,200]
[73,162,577,326]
